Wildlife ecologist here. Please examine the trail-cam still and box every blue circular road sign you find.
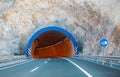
[99,38,108,47]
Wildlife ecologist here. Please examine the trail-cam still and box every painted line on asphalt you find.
[44,61,48,63]
[0,59,34,70]
[48,58,50,61]
[64,58,93,77]
[30,67,39,72]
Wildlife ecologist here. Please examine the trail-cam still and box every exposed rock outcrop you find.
[0,0,120,56]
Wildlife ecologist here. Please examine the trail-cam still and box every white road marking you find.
[64,58,93,77]
[48,58,50,61]
[44,61,48,63]
[0,60,34,70]
[30,67,39,72]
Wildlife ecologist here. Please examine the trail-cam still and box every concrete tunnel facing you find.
[26,26,78,59]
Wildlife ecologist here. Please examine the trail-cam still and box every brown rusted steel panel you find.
[31,30,74,59]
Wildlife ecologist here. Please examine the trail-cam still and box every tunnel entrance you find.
[26,26,78,59]
[31,30,74,59]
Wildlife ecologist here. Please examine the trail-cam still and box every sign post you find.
[99,38,108,56]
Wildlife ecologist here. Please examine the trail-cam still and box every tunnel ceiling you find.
[35,30,67,48]
[26,26,78,58]
[31,30,74,58]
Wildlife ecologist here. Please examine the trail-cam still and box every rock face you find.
[0,0,120,56]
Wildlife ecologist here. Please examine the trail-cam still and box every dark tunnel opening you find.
[31,30,74,59]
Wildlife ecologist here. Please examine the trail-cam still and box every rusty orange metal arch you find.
[26,26,78,57]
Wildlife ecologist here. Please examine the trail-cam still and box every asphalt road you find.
[0,58,120,77]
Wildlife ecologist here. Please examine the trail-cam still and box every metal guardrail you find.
[0,56,27,63]
[80,56,120,70]
[0,55,32,68]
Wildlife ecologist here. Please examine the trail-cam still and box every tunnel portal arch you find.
[26,26,78,57]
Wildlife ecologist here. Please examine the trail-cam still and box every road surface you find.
[0,58,120,77]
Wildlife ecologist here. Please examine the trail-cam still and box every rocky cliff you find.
[0,0,120,56]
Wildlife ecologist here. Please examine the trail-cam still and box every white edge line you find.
[30,67,39,72]
[64,58,93,77]
[0,60,34,70]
